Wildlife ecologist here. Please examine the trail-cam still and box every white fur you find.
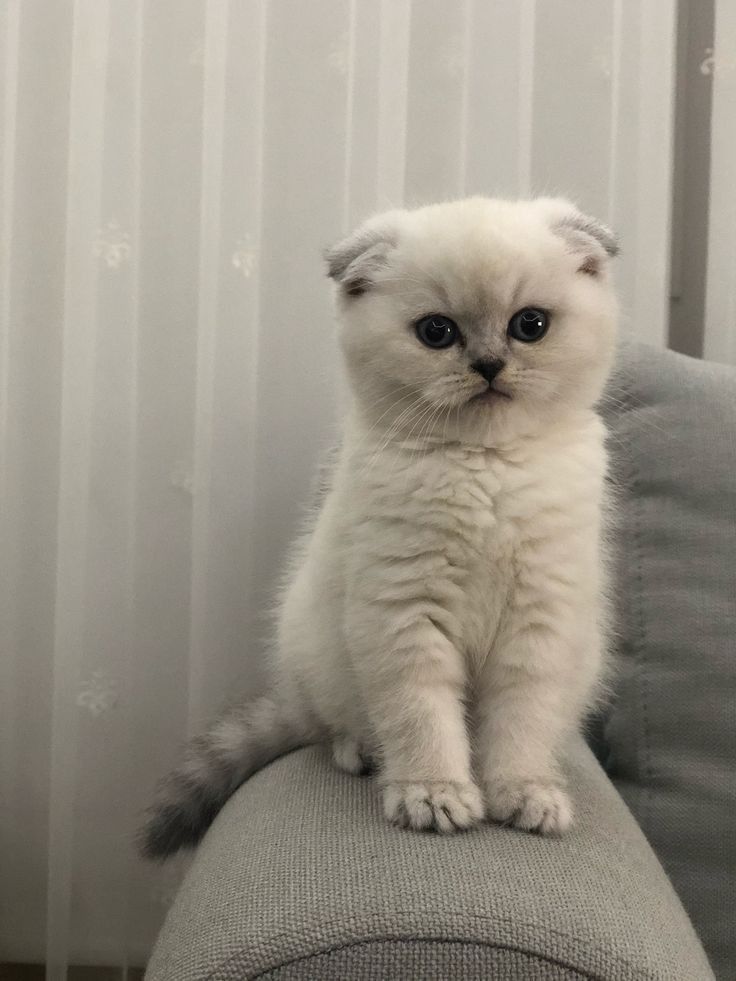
[271,197,618,835]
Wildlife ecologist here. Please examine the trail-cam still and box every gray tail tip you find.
[137,802,214,861]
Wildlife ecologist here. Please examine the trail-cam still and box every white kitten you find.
[141,196,618,858]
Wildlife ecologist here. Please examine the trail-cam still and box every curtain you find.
[2,0,718,973]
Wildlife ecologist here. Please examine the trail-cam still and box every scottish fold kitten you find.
[141,196,618,858]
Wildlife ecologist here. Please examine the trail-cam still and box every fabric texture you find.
[599,341,736,979]
[145,738,712,981]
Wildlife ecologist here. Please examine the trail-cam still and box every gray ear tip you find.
[323,243,346,280]
[554,211,620,260]
[323,224,398,289]
[583,216,619,258]
[598,227,620,258]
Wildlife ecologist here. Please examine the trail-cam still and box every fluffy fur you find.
[140,196,618,858]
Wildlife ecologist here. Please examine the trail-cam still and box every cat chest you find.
[443,468,518,655]
[351,449,554,653]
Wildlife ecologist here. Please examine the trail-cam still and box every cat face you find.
[327,198,618,442]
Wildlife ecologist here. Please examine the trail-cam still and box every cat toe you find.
[485,778,572,835]
[382,780,484,833]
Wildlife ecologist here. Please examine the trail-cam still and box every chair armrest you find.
[146,739,713,980]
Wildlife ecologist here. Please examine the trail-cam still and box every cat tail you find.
[138,692,308,860]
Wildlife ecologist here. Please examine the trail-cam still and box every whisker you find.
[401,401,443,495]
[357,396,429,481]
[349,386,421,456]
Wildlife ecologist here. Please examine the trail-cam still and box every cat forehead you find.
[400,197,560,248]
[403,200,566,270]
[392,231,563,315]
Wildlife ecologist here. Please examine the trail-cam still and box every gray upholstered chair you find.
[146,341,734,980]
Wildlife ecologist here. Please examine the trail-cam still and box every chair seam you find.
[202,905,656,981]
[243,935,602,981]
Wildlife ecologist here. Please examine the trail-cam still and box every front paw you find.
[485,777,572,835]
[382,780,484,833]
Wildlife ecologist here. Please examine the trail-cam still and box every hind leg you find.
[332,735,374,776]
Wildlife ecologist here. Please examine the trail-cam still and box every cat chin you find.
[468,386,512,405]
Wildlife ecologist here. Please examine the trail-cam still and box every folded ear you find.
[538,198,619,277]
[324,214,401,297]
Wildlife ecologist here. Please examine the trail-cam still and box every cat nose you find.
[471,358,506,385]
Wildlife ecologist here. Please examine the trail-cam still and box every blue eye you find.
[415,315,459,349]
[508,308,549,343]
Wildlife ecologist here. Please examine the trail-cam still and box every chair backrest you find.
[598,339,736,979]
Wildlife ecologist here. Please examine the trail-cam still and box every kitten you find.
[140,196,618,858]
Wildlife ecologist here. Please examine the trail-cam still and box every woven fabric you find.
[255,941,589,980]
[145,739,712,981]
[599,341,736,980]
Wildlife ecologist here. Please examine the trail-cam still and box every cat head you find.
[326,197,618,443]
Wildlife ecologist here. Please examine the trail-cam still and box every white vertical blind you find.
[705,0,736,365]
[0,1,20,951]
[47,4,110,975]
[0,0,687,971]
[631,0,678,347]
[377,0,410,207]
[188,0,229,735]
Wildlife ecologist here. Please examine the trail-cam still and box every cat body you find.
[141,197,617,857]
